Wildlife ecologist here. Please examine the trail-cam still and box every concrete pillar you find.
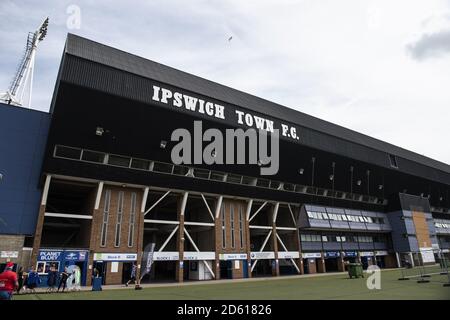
[214,197,223,280]
[176,192,188,282]
[409,252,415,267]
[338,252,346,272]
[295,227,304,274]
[134,187,148,285]
[271,204,280,277]
[395,252,401,268]
[30,174,52,268]
[245,214,252,278]
[317,253,326,273]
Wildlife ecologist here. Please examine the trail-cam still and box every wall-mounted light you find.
[95,127,104,136]
[329,174,334,181]
[356,180,361,186]
[440,196,443,201]
[0,173,3,181]
[160,140,167,149]
[378,185,383,190]
[299,168,304,175]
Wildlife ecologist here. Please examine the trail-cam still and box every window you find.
[100,189,111,247]
[221,203,226,248]
[389,154,398,168]
[227,174,243,184]
[114,191,124,247]
[193,168,210,179]
[128,192,137,247]
[211,172,226,181]
[239,205,244,248]
[130,158,150,170]
[54,145,81,159]
[81,150,106,163]
[230,204,235,249]
[173,166,189,176]
[108,155,131,167]
[36,261,60,274]
[153,162,173,173]
[256,179,270,188]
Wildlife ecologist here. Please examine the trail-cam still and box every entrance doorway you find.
[219,260,232,279]
[93,261,107,285]
[325,258,339,272]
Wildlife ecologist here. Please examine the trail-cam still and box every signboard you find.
[360,251,374,257]
[420,248,435,263]
[93,253,137,261]
[278,251,300,259]
[250,252,275,260]
[219,253,247,260]
[343,251,357,257]
[153,252,179,261]
[442,249,449,253]
[151,84,301,144]
[1,251,19,258]
[302,252,321,259]
[183,252,215,260]
[64,251,87,261]
[375,251,388,256]
[39,250,62,261]
[324,252,340,258]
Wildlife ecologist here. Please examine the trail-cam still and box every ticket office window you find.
[36,261,60,274]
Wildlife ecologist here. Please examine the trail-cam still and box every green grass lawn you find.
[14,269,450,300]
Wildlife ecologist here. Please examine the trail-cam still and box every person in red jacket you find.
[0,262,18,300]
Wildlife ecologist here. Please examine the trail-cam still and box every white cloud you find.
[0,0,449,164]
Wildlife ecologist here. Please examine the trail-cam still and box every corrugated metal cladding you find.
[60,54,449,185]
[63,33,450,176]
[0,103,51,235]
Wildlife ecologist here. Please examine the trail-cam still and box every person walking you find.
[0,262,18,300]
[46,266,58,293]
[26,266,40,293]
[16,266,24,294]
[57,267,69,292]
[125,262,137,287]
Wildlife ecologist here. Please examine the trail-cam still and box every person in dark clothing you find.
[26,266,40,293]
[16,267,24,294]
[125,263,137,287]
[57,267,69,292]
[46,266,58,293]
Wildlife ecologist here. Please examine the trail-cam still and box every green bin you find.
[348,263,364,279]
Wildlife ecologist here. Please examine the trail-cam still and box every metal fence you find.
[398,251,450,287]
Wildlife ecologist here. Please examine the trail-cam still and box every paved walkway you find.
[18,268,400,295]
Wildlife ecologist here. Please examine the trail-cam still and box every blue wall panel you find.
[0,103,50,235]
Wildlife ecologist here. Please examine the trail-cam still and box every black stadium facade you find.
[1,34,450,286]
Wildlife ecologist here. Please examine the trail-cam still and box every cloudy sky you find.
[1,0,450,164]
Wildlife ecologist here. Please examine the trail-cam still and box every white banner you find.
[153,252,179,261]
[183,252,215,260]
[1,251,19,258]
[302,252,321,259]
[219,253,247,260]
[278,251,300,259]
[420,248,436,263]
[93,253,137,261]
[250,252,275,260]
